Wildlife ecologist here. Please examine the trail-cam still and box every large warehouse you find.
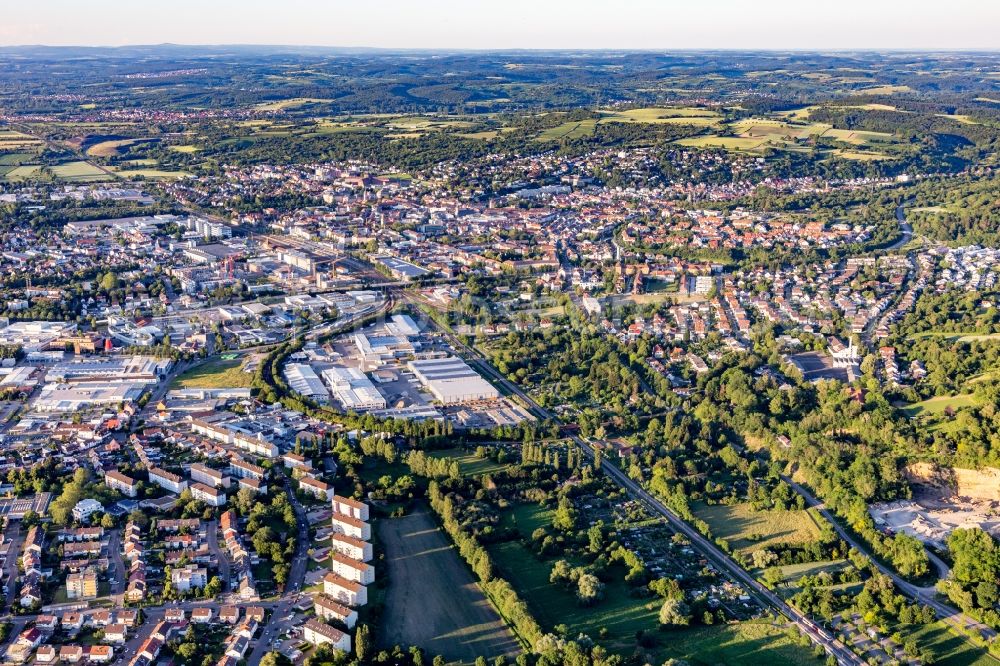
[322,366,387,411]
[407,356,500,405]
[284,363,329,402]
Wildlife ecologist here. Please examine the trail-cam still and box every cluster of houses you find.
[220,509,259,600]
[5,608,141,664]
[124,518,148,603]
[19,526,44,608]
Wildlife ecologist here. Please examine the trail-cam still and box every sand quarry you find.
[869,463,1000,549]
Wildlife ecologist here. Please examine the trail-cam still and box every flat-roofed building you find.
[66,570,98,599]
[171,565,208,592]
[322,366,387,411]
[46,356,170,385]
[34,382,145,412]
[284,363,329,402]
[407,356,500,404]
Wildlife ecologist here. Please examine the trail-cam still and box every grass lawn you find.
[907,621,997,666]
[497,503,553,536]
[765,560,857,599]
[428,448,509,478]
[652,620,822,666]
[692,502,824,554]
[171,358,254,390]
[901,393,978,417]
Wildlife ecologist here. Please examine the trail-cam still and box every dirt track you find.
[377,507,520,661]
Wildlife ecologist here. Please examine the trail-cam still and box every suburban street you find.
[106,528,127,597]
[1,525,22,614]
[205,520,231,592]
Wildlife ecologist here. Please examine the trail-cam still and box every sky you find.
[2,0,999,50]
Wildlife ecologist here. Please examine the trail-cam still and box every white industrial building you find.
[34,382,146,412]
[322,366,387,411]
[407,356,500,405]
[283,363,329,401]
[46,356,170,385]
[0,320,76,352]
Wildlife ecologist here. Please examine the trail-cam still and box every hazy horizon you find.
[3,0,999,51]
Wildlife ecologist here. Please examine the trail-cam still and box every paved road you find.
[409,296,864,665]
[205,520,232,592]
[1,525,23,613]
[886,204,914,251]
[106,528,127,597]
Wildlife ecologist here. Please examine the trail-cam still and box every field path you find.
[378,506,521,661]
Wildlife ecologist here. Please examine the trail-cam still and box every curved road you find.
[887,204,913,251]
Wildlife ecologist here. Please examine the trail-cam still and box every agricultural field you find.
[675,135,769,151]
[535,119,599,142]
[50,160,109,181]
[534,106,723,142]
[110,167,190,180]
[255,97,336,111]
[171,358,254,390]
[377,507,520,660]
[84,137,156,157]
[3,164,43,180]
[692,502,825,554]
[598,107,723,127]
[674,115,899,157]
